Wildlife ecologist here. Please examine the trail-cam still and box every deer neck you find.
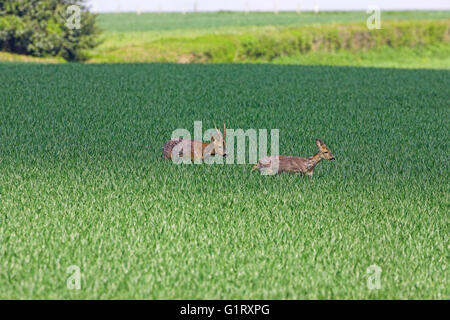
[306,152,323,171]
[202,142,216,157]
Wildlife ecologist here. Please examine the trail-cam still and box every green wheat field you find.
[0,12,449,299]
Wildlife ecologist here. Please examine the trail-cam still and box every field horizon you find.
[1,11,449,68]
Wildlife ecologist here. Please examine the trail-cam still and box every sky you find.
[87,0,450,12]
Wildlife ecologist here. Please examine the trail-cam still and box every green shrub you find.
[0,0,100,61]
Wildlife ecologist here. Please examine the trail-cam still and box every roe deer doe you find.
[252,139,335,177]
[163,124,227,161]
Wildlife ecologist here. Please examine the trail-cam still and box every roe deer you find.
[163,124,227,161]
[252,139,335,177]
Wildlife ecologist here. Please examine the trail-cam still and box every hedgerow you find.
[149,20,450,63]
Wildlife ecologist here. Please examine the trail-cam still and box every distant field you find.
[1,11,449,66]
[0,63,448,299]
[85,11,450,66]
[97,11,450,32]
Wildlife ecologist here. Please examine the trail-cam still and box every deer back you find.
[163,139,210,160]
[278,156,310,173]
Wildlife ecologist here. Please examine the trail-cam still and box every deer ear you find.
[315,139,324,148]
[215,128,222,138]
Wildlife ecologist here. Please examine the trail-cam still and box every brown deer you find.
[252,139,335,177]
[163,124,227,161]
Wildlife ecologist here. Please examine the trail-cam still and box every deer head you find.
[315,139,335,161]
[211,124,227,157]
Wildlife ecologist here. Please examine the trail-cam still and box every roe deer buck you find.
[252,139,335,177]
[163,124,227,161]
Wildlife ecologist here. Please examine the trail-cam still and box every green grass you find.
[271,44,450,69]
[0,52,63,63]
[0,63,448,299]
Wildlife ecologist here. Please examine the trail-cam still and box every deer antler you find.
[223,123,226,140]
[214,123,221,139]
